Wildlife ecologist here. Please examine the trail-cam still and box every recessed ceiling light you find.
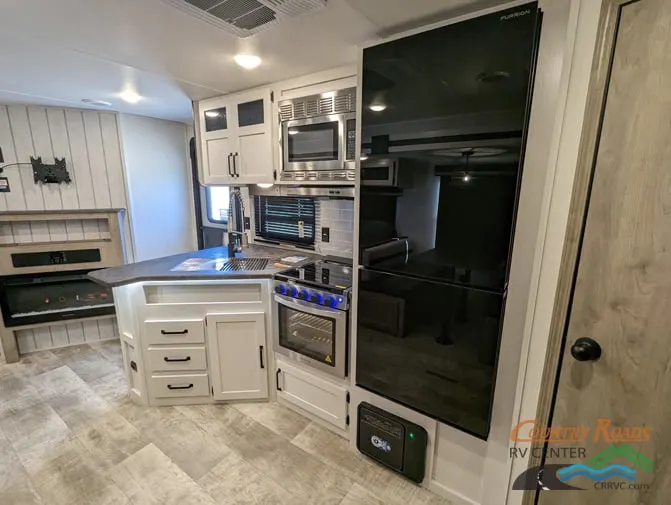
[257,183,274,189]
[119,88,142,104]
[234,54,262,69]
[288,128,299,135]
[463,174,470,182]
[81,99,112,107]
[368,104,387,112]
[205,111,220,118]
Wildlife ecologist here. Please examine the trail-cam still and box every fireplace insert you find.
[0,269,115,328]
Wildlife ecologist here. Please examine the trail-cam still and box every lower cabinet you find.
[206,312,269,401]
[276,358,349,431]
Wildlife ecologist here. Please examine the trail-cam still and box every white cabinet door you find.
[198,96,237,185]
[233,88,274,184]
[206,312,268,401]
[276,358,348,431]
[197,88,274,185]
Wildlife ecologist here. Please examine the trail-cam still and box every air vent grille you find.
[162,0,326,37]
[278,87,356,122]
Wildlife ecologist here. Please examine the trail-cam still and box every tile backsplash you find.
[315,198,354,258]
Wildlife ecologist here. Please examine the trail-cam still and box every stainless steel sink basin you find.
[219,257,270,272]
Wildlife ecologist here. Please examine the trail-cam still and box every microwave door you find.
[284,118,342,172]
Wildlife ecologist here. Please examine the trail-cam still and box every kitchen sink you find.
[219,257,270,272]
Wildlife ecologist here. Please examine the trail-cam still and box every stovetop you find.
[276,259,353,292]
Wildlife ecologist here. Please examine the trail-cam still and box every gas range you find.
[273,257,353,377]
[274,258,353,311]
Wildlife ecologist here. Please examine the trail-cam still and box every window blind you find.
[254,196,316,245]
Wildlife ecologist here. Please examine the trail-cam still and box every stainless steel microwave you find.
[361,158,399,186]
[279,87,356,184]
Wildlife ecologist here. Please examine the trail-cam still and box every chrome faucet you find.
[227,188,248,257]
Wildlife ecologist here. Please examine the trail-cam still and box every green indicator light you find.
[409,432,415,439]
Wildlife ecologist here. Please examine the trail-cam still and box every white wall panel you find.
[1,104,129,355]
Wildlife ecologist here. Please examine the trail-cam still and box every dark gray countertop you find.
[88,244,317,287]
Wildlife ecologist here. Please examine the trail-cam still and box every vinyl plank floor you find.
[293,422,452,505]
[106,443,218,505]
[2,340,451,505]
[0,431,43,505]
[179,404,353,505]
[118,401,232,481]
[22,436,129,505]
[198,451,302,505]
[231,401,311,440]
[74,412,148,470]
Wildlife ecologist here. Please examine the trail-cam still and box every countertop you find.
[88,244,318,287]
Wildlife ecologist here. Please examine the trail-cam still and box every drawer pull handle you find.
[276,368,282,391]
[167,383,194,390]
[164,356,191,363]
[161,329,188,335]
[259,345,265,369]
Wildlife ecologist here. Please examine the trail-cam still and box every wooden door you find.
[537,0,671,503]
[198,95,237,185]
[206,312,268,401]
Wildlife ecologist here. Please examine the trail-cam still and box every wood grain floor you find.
[0,341,452,505]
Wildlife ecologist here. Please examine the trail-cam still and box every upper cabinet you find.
[197,88,274,185]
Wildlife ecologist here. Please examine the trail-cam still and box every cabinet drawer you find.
[149,373,209,399]
[144,319,204,345]
[147,347,207,372]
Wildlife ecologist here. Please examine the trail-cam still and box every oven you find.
[279,87,357,183]
[273,293,348,378]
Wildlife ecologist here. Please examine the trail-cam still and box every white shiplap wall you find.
[0,104,133,355]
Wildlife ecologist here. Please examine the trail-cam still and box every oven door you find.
[273,294,347,377]
[282,116,344,172]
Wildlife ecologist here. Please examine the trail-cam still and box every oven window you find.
[278,304,336,366]
[287,122,339,162]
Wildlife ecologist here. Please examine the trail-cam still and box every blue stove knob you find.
[298,289,309,300]
[287,285,298,298]
[310,292,324,304]
[322,295,336,308]
[274,284,286,295]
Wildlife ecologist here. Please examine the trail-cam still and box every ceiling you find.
[0,0,502,123]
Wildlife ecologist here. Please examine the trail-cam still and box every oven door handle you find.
[274,295,347,321]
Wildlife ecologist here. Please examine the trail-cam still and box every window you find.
[206,186,230,223]
[254,196,316,246]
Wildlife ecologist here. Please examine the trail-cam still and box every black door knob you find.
[570,337,602,362]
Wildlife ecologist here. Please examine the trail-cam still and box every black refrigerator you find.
[356,3,541,439]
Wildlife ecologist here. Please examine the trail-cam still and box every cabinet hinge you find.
[346,392,350,403]
[346,414,350,426]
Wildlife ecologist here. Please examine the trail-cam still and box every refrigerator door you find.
[358,3,541,288]
[355,268,505,439]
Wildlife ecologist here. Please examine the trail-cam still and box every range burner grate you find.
[220,257,270,272]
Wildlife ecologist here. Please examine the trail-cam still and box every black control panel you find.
[346,118,356,161]
[11,248,102,268]
[357,402,428,483]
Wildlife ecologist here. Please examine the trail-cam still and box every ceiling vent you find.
[162,0,327,37]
